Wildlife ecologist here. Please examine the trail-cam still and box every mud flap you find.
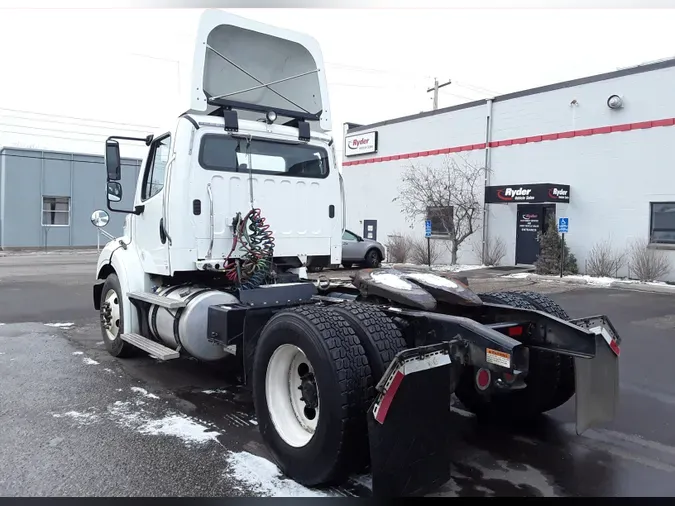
[574,320,620,435]
[367,344,457,497]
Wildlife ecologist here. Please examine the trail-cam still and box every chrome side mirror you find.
[91,209,110,228]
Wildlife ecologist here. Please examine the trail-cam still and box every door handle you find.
[328,205,335,218]
[159,218,167,245]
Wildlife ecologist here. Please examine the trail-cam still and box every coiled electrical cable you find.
[221,208,275,289]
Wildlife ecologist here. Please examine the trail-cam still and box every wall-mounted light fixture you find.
[607,94,624,109]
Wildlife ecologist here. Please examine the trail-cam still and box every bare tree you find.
[409,237,443,265]
[471,235,507,266]
[627,238,671,281]
[586,238,626,278]
[393,154,486,264]
[385,233,412,263]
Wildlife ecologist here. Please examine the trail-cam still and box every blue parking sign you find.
[425,220,432,238]
[558,217,569,233]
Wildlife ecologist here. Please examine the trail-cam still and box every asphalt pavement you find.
[1,251,675,497]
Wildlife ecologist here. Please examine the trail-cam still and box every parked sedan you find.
[340,229,385,268]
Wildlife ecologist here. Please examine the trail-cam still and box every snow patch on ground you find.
[137,415,220,444]
[72,351,84,356]
[131,387,160,400]
[0,323,5,326]
[383,262,485,273]
[503,272,530,279]
[564,275,616,286]
[52,410,100,426]
[106,400,220,447]
[502,272,674,291]
[82,357,99,365]
[44,322,74,328]
[225,451,339,497]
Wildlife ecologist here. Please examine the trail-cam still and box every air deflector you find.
[186,10,332,132]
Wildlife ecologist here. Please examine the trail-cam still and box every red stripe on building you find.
[342,117,675,167]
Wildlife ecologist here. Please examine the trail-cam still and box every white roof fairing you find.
[184,9,332,133]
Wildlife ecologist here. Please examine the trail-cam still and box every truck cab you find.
[99,8,343,281]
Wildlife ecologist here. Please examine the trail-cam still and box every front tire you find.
[364,249,382,268]
[99,273,136,358]
[252,306,371,487]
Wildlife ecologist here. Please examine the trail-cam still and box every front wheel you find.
[99,273,136,358]
[252,306,371,487]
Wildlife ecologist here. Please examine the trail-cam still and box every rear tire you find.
[454,291,570,421]
[510,291,576,411]
[99,273,136,358]
[326,302,407,382]
[252,306,371,487]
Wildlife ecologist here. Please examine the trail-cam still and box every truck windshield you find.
[199,134,329,179]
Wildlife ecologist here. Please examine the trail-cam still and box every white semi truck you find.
[90,9,621,497]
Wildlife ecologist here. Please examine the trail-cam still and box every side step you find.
[127,291,187,310]
[121,333,180,361]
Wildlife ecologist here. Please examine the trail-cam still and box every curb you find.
[497,273,675,294]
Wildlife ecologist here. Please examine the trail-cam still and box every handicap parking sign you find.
[558,217,569,233]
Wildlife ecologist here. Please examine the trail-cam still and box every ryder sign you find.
[485,183,571,204]
[345,131,378,156]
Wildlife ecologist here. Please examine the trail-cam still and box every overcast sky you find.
[0,8,674,161]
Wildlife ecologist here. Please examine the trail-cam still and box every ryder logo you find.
[548,187,569,200]
[496,187,533,201]
[347,137,372,150]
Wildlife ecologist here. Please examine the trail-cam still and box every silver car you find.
[340,229,385,268]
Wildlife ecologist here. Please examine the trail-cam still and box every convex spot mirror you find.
[91,209,110,228]
[107,182,122,203]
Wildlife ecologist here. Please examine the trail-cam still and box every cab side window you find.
[142,135,171,201]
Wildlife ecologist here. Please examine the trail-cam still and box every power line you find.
[0,113,155,135]
[0,106,159,130]
[0,151,140,167]
[0,128,143,148]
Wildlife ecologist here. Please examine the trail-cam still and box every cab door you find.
[133,133,172,275]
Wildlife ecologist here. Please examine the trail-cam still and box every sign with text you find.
[485,183,570,204]
[425,219,432,238]
[558,217,569,233]
[344,131,378,156]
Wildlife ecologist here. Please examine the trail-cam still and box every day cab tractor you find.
[90,9,621,497]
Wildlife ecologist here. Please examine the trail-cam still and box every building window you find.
[42,196,70,226]
[426,205,453,236]
[650,202,675,245]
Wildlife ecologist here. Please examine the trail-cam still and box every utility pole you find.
[427,78,452,110]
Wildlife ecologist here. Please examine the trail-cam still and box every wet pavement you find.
[1,252,675,497]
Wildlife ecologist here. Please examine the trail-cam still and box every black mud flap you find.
[367,344,458,497]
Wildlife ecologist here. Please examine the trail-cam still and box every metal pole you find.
[427,78,451,111]
[427,237,431,268]
[560,233,565,278]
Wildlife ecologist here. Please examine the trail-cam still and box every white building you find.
[342,58,675,282]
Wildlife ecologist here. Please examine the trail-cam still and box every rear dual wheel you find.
[455,290,576,421]
[252,303,405,487]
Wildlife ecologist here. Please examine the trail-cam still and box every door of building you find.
[515,204,556,265]
[363,219,377,241]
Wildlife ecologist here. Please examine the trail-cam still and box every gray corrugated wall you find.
[0,148,141,248]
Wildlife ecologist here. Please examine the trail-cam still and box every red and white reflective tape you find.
[590,325,621,357]
[372,350,451,425]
